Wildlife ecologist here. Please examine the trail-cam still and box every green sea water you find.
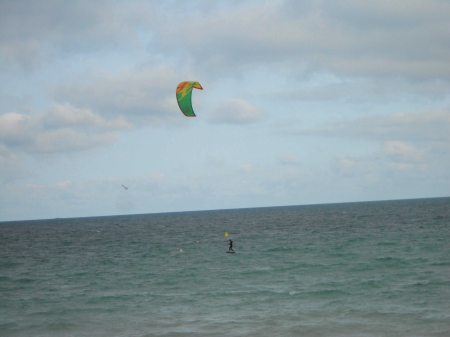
[1,198,449,336]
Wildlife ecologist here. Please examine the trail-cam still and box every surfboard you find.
[226,251,235,254]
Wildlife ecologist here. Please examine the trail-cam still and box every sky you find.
[1,0,450,221]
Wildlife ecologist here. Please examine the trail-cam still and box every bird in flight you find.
[122,184,129,190]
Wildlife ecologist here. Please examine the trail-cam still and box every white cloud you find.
[300,109,450,144]
[0,104,130,154]
[335,157,366,171]
[209,99,265,124]
[43,104,130,130]
[33,128,116,153]
[295,108,450,176]
[383,140,425,163]
[238,164,254,173]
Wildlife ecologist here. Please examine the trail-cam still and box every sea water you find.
[1,198,449,336]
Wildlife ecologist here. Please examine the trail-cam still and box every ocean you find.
[1,198,449,336]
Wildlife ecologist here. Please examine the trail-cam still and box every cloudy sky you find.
[1,0,449,221]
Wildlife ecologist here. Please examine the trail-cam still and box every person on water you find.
[228,239,234,252]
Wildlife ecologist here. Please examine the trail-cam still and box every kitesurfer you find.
[228,239,234,252]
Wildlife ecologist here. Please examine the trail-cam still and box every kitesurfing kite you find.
[176,81,203,117]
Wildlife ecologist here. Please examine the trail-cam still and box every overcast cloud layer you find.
[1,0,449,221]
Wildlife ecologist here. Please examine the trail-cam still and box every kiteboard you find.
[226,251,235,254]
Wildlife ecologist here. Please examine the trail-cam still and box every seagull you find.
[122,184,129,190]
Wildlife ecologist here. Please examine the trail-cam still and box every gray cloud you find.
[0,145,23,182]
[272,78,450,103]
[0,0,149,70]
[54,66,184,123]
[150,0,450,82]
[3,0,449,83]
[3,1,449,106]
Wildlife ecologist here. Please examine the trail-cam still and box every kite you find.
[176,81,203,117]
